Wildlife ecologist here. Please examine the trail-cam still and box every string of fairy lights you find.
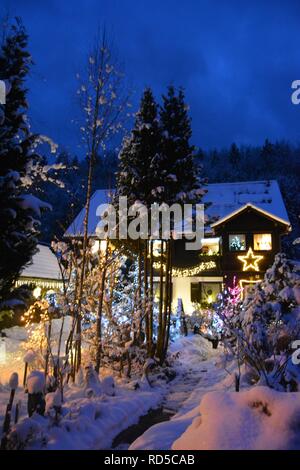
[153,260,217,277]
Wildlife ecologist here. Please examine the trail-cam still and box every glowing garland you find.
[15,278,63,290]
[153,260,217,277]
[239,279,262,289]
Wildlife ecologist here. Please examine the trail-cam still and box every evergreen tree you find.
[211,149,219,165]
[159,86,202,205]
[156,86,205,362]
[0,19,48,303]
[116,88,163,356]
[239,253,300,389]
[260,138,274,167]
[229,142,240,166]
[116,88,162,207]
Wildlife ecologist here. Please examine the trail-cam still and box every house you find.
[65,180,291,314]
[16,244,63,298]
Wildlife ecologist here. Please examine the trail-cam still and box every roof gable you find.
[211,202,291,229]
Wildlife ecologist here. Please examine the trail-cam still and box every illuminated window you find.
[253,233,272,251]
[200,238,220,255]
[152,240,165,257]
[229,234,246,251]
[191,282,221,304]
[201,283,222,304]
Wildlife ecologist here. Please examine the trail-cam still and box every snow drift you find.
[173,386,300,450]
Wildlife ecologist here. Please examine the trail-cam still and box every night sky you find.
[2,0,300,154]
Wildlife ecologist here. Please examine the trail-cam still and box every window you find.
[152,240,165,257]
[191,283,201,303]
[201,283,222,304]
[191,282,222,304]
[229,234,246,251]
[200,237,220,255]
[253,233,272,251]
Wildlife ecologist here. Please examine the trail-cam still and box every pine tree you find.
[159,86,202,205]
[155,86,205,362]
[0,19,48,303]
[116,88,162,355]
[211,149,219,165]
[116,88,162,207]
[229,142,240,166]
[260,138,274,167]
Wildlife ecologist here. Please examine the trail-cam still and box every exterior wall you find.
[154,207,289,313]
[213,207,288,285]
[171,276,223,315]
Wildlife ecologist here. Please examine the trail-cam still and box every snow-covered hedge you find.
[222,253,300,390]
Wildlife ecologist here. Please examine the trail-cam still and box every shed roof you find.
[20,244,62,281]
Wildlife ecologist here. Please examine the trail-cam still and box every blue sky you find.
[2,0,300,154]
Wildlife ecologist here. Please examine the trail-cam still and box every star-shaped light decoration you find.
[237,247,263,272]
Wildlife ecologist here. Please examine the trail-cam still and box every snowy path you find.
[162,367,211,415]
[113,334,229,450]
[129,337,232,450]
[112,362,207,449]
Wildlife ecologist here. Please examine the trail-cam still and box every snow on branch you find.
[17,194,52,217]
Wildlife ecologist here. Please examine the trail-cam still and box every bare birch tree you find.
[74,29,130,372]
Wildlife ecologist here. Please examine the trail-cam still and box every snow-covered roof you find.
[204,180,290,225]
[64,181,290,237]
[211,202,290,228]
[19,244,62,281]
[64,189,114,237]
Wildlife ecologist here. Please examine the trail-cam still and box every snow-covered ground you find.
[172,386,300,450]
[0,327,218,450]
[130,336,231,450]
[130,335,300,451]
[2,326,299,450]
[0,319,163,449]
[0,380,163,450]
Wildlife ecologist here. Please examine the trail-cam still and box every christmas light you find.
[153,260,217,277]
[15,278,63,290]
[237,247,263,272]
[239,279,262,288]
[239,278,262,299]
[228,275,242,305]
[33,286,42,299]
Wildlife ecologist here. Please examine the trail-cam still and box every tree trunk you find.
[156,240,165,360]
[95,242,109,374]
[149,240,154,356]
[74,154,94,371]
[160,239,170,362]
[137,239,143,341]
[143,240,151,353]
[163,239,173,359]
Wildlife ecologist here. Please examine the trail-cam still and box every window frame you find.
[201,282,222,304]
[253,233,272,252]
[190,282,202,303]
[228,233,247,252]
